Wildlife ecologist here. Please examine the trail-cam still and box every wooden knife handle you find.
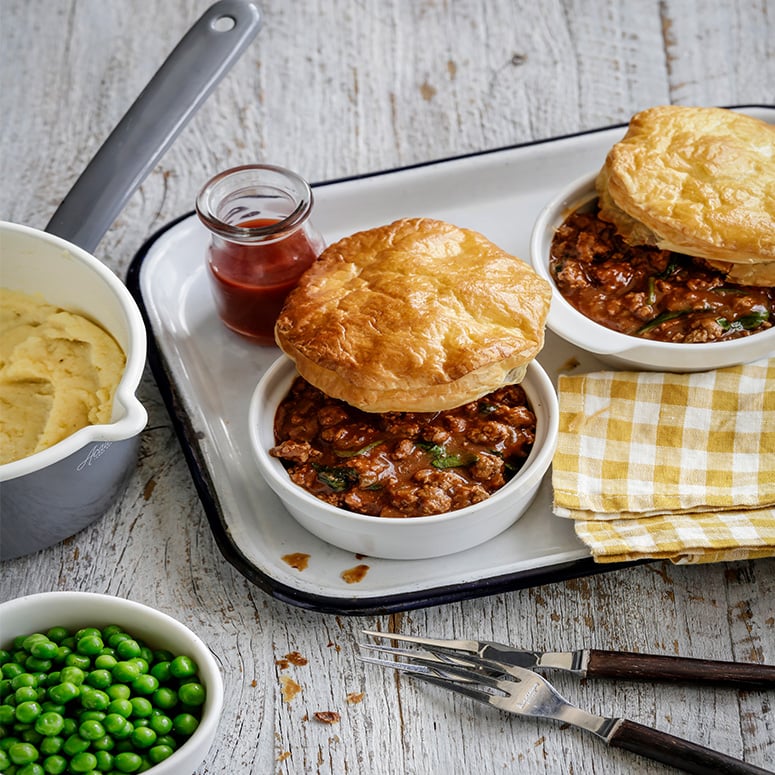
[586,649,775,689]
[608,719,773,775]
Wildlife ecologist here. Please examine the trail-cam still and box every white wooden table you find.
[2,2,773,772]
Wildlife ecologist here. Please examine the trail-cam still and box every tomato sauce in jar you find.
[207,217,320,344]
[197,165,324,345]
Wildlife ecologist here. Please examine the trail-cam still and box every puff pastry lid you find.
[274,218,551,413]
[597,106,775,270]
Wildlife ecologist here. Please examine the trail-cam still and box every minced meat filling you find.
[270,377,537,518]
[550,209,774,343]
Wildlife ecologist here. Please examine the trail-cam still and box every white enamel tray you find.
[127,106,772,614]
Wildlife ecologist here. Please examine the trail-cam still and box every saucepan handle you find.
[45,0,262,253]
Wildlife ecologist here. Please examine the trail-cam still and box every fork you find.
[358,642,772,775]
[361,629,775,689]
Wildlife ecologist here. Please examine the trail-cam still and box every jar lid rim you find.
[195,164,313,241]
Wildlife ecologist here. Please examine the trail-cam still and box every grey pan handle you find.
[45,0,262,253]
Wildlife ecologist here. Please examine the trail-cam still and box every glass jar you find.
[195,164,325,345]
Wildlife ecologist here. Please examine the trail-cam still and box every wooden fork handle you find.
[608,719,772,775]
[585,649,775,689]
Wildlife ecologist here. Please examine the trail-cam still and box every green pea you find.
[115,640,141,660]
[107,683,131,701]
[2,663,24,680]
[15,687,40,704]
[154,734,176,749]
[131,674,158,696]
[53,647,70,663]
[85,669,112,690]
[11,673,37,690]
[113,750,143,772]
[102,711,125,732]
[75,635,103,657]
[149,661,171,683]
[45,629,68,645]
[148,743,174,764]
[169,655,197,679]
[114,738,134,753]
[21,635,46,652]
[14,686,38,706]
[148,712,172,735]
[94,749,113,769]
[57,667,84,687]
[33,712,64,737]
[12,649,29,664]
[46,682,78,705]
[0,734,20,751]
[8,741,39,764]
[79,687,109,710]
[62,654,89,671]
[107,698,133,718]
[0,703,16,724]
[38,735,63,755]
[74,628,100,642]
[130,725,156,749]
[130,697,152,718]
[129,657,149,675]
[41,754,67,774]
[90,734,114,751]
[15,702,42,724]
[178,681,206,707]
[79,710,105,722]
[61,733,90,756]
[172,712,199,737]
[41,671,59,687]
[150,687,176,710]
[107,632,131,649]
[28,642,57,663]
[23,658,51,674]
[39,702,64,715]
[112,662,140,683]
[104,713,133,739]
[78,718,105,741]
[93,654,117,671]
[18,727,43,745]
[60,719,76,737]
[68,750,97,772]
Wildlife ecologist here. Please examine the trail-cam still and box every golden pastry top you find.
[275,217,551,412]
[596,106,775,283]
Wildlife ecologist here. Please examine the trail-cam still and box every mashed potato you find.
[0,288,126,465]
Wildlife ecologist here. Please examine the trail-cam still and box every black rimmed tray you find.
[127,106,772,615]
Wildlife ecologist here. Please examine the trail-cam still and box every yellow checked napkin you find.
[552,358,775,564]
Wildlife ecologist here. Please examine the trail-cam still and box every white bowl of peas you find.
[0,591,223,774]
